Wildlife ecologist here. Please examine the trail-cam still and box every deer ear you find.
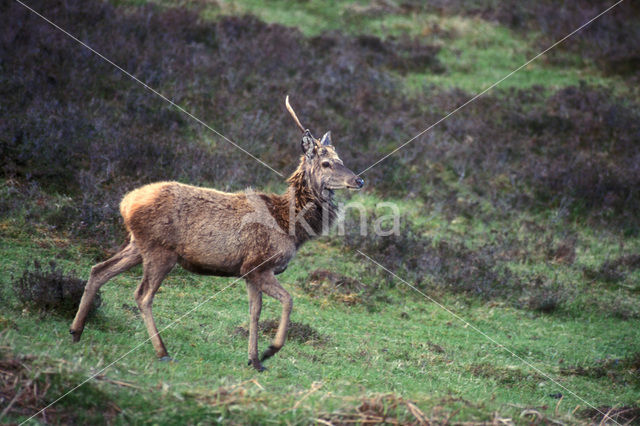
[320,131,332,146]
[301,130,316,158]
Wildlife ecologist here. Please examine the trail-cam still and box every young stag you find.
[69,97,364,371]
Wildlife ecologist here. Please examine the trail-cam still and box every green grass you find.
[401,16,625,93]
[2,208,639,424]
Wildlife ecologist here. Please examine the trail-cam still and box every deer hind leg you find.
[245,281,264,371]
[259,272,292,363]
[135,248,177,359]
[70,239,142,342]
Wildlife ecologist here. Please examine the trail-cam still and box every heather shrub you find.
[583,254,640,284]
[342,216,518,300]
[13,260,99,318]
[382,85,640,229]
[519,276,568,313]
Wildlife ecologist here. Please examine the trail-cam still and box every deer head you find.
[285,96,364,197]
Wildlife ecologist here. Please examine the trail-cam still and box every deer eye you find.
[321,161,331,168]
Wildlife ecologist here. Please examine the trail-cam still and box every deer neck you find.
[282,163,337,246]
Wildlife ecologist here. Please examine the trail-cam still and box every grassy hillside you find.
[1,0,639,424]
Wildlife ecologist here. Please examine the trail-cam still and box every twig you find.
[246,378,264,391]
[440,405,458,425]
[95,375,141,390]
[293,381,322,410]
[599,406,617,426]
[0,383,27,420]
[554,395,564,417]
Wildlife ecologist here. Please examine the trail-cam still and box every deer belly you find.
[177,257,239,277]
[174,235,245,277]
[174,222,296,277]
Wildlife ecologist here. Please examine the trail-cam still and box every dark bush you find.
[343,216,518,299]
[584,254,640,284]
[353,34,445,74]
[340,208,580,312]
[13,260,99,318]
[520,276,567,313]
[0,0,442,198]
[526,1,640,77]
[383,85,640,229]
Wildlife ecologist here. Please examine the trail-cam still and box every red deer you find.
[69,97,364,371]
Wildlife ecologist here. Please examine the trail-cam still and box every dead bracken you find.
[319,394,431,425]
[302,269,367,306]
[580,406,640,425]
[0,352,118,424]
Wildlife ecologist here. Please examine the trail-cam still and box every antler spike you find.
[285,95,306,134]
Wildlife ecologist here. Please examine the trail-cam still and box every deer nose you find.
[355,177,364,188]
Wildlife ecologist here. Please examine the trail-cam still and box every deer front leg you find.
[260,273,292,363]
[245,281,264,372]
[70,241,141,341]
[134,248,176,360]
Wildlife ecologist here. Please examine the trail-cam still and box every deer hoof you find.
[248,359,266,372]
[159,355,175,362]
[69,329,82,343]
[260,344,280,361]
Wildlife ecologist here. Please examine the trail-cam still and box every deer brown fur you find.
[69,99,364,371]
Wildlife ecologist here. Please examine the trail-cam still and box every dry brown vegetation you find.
[302,269,367,306]
[581,405,640,425]
[469,363,544,388]
[319,394,431,425]
[0,351,118,424]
